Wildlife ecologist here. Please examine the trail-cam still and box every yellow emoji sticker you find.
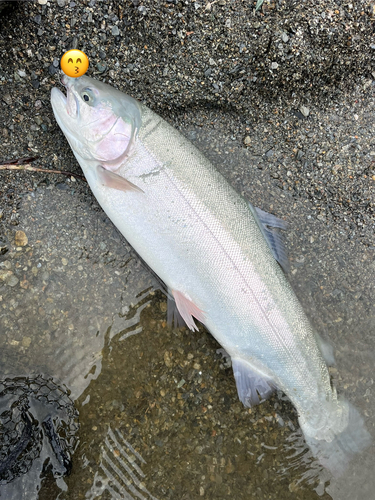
[60,49,89,78]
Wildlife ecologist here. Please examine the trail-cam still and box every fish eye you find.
[81,88,94,103]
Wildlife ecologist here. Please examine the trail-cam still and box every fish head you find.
[51,74,141,171]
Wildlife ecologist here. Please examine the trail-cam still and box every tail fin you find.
[301,399,371,477]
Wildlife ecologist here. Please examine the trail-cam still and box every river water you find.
[0,111,374,500]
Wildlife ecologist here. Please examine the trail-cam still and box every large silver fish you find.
[51,74,370,475]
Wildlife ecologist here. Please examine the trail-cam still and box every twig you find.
[0,162,87,182]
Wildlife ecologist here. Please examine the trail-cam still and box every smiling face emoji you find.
[60,50,89,78]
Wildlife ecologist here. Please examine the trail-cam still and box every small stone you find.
[160,301,167,313]
[164,351,172,368]
[193,363,201,370]
[111,25,120,36]
[2,94,12,105]
[225,458,235,473]
[22,337,32,347]
[97,63,107,73]
[17,70,26,78]
[38,0,47,4]
[160,389,166,397]
[281,32,289,43]
[300,105,310,117]
[363,80,372,90]
[61,258,68,266]
[176,379,185,388]
[0,270,13,282]
[243,136,251,146]
[20,280,29,289]
[57,0,66,6]
[271,62,279,70]
[14,231,28,246]
[49,64,58,75]
[7,275,19,287]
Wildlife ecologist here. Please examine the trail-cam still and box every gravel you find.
[0,1,374,499]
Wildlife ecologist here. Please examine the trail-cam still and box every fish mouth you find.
[51,75,79,119]
[51,87,67,114]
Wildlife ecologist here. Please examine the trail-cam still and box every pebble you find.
[22,336,32,347]
[300,105,310,117]
[0,269,13,282]
[7,275,19,287]
[164,351,172,368]
[97,63,107,73]
[243,136,251,146]
[159,301,167,313]
[14,231,28,247]
[111,25,120,36]
[2,94,12,105]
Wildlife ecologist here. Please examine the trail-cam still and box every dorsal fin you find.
[248,203,290,273]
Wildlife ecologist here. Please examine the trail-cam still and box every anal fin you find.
[232,358,275,407]
[96,165,144,193]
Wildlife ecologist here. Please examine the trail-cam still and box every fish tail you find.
[301,398,371,477]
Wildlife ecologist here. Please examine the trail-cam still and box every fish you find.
[51,74,370,476]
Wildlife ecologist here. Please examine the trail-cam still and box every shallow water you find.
[0,113,374,499]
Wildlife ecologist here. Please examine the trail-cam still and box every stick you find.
[0,162,87,182]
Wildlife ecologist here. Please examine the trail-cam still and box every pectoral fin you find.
[96,165,144,193]
[171,289,205,332]
[232,358,275,407]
